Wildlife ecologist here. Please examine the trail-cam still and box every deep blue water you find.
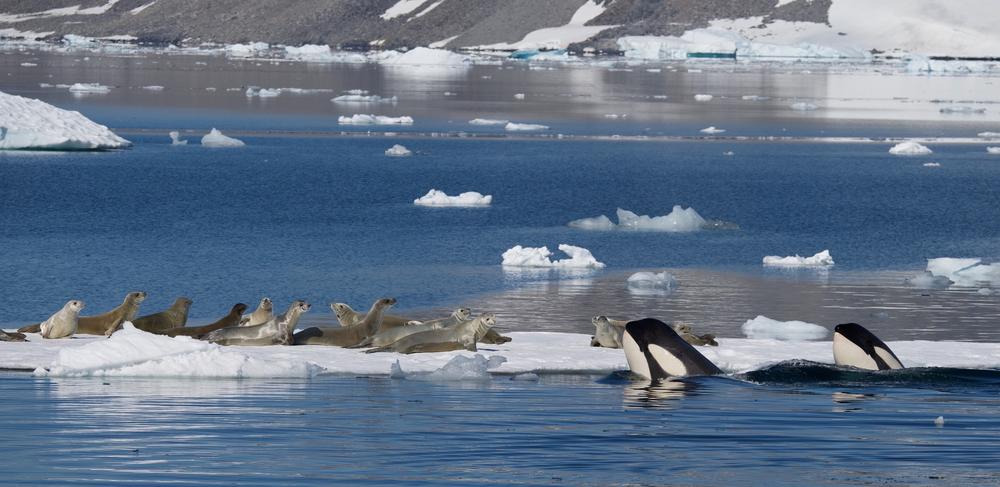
[2,369,999,486]
[2,136,1000,323]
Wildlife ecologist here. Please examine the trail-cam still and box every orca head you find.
[623,318,721,380]
[833,323,904,371]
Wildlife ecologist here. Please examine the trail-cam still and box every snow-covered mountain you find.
[0,0,996,58]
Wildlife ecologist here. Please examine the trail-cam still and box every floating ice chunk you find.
[282,45,367,63]
[168,131,187,145]
[345,89,369,95]
[20,62,37,67]
[0,90,130,150]
[505,122,548,131]
[332,94,397,103]
[381,47,471,66]
[742,95,767,101]
[338,114,414,125]
[245,87,280,98]
[225,42,269,57]
[978,132,1000,138]
[385,144,412,157]
[626,271,677,292]
[934,416,945,427]
[723,151,735,156]
[923,162,941,167]
[700,126,725,134]
[513,93,526,100]
[38,324,320,378]
[201,128,245,148]
[905,271,953,289]
[68,82,110,94]
[569,206,708,233]
[889,141,932,155]
[741,315,828,341]
[978,288,994,296]
[469,118,509,126]
[790,102,818,111]
[987,147,1000,154]
[391,354,507,381]
[926,257,1000,287]
[762,250,834,267]
[566,214,615,230]
[501,244,605,269]
[694,94,713,102]
[414,189,492,207]
[142,85,164,91]
[939,106,986,114]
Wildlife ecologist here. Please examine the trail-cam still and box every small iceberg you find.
[338,114,414,125]
[385,144,412,157]
[142,85,164,91]
[414,189,492,207]
[762,250,834,267]
[987,147,1000,154]
[469,118,509,126]
[0,90,130,150]
[245,87,281,98]
[889,141,932,155]
[694,94,713,102]
[699,126,725,134]
[514,93,526,100]
[905,271,953,289]
[922,162,941,167]
[68,82,111,94]
[332,94,398,103]
[626,271,677,294]
[790,102,818,111]
[978,132,1000,138]
[925,257,1000,287]
[569,206,708,232]
[501,244,605,269]
[201,128,245,148]
[741,315,828,341]
[168,131,187,145]
[505,122,548,131]
[380,47,472,67]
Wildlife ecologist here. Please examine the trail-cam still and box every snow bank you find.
[626,271,677,293]
[501,244,605,269]
[332,94,397,103]
[68,83,111,94]
[391,354,507,381]
[762,250,834,267]
[889,141,932,155]
[469,118,509,126]
[201,128,244,148]
[385,144,412,157]
[36,324,320,378]
[741,316,828,341]
[505,122,548,131]
[338,114,414,125]
[381,47,470,67]
[925,258,1000,287]
[699,126,725,134]
[414,189,492,207]
[0,90,130,150]
[569,207,707,232]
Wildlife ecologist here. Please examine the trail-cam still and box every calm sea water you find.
[1,370,999,486]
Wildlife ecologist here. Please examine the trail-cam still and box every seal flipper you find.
[17,323,41,334]
[347,337,373,349]
[363,346,391,354]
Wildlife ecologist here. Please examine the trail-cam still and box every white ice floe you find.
[889,141,932,155]
[694,94,713,102]
[790,102,818,111]
[569,207,707,232]
[742,95,767,101]
[142,85,164,91]
[224,42,269,57]
[201,128,245,148]
[168,131,187,145]
[469,118,509,126]
[905,271,953,289]
[979,132,1000,138]
[332,94,397,103]
[505,122,548,131]
[390,354,507,381]
[987,147,1000,154]
[380,47,471,67]
[283,44,363,63]
[7,329,1000,378]
[626,271,677,293]
[925,257,1000,287]
[762,250,834,267]
[741,315,829,341]
[338,114,414,125]
[0,90,130,150]
[923,162,941,167]
[385,144,412,157]
[513,93,526,100]
[35,324,321,378]
[939,106,986,114]
[68,82,111,94]
[245,87,281,98]
[414,189,492,207]
[501,244,605,269]
[700,126,725,134]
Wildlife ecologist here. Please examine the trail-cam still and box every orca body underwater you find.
[623,318,722,380]
[833,323,904,371]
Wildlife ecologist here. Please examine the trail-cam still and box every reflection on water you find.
[622,377,697,409]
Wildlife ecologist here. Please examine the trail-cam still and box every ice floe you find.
[68,82,111,94]
[923,162,941,167]
[505,122,548,131]
[978,132,1000,138]
[332,94,397,103]
[905,271,953,289]
[924,257,1000,287]
[939,106,986,114]
[414,189,492,207]
[380,47,471,67]
[245,87,281,98]
[385,144,412,157]
[790,102,818,111]
[224,42,269,57]
[889,141,932,155]
[390,354,507,381]
[741,315,829,341]
[0,90,130,150]
[699,126,725,134]
[626,271,677,294]
[469,118,509,126]
[569,207,708,232]
[338,114,414,125]
[168,131,187,145]
[694,94,713,102]
[201,128,245,148]
[142,85,164,91]
[501,244,605,269]
[987,147,1000,154]
[513,93,526,100]
[762,250,834,267]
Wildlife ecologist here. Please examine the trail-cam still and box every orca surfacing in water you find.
[833,323,904,371]
[623,318,722,380]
